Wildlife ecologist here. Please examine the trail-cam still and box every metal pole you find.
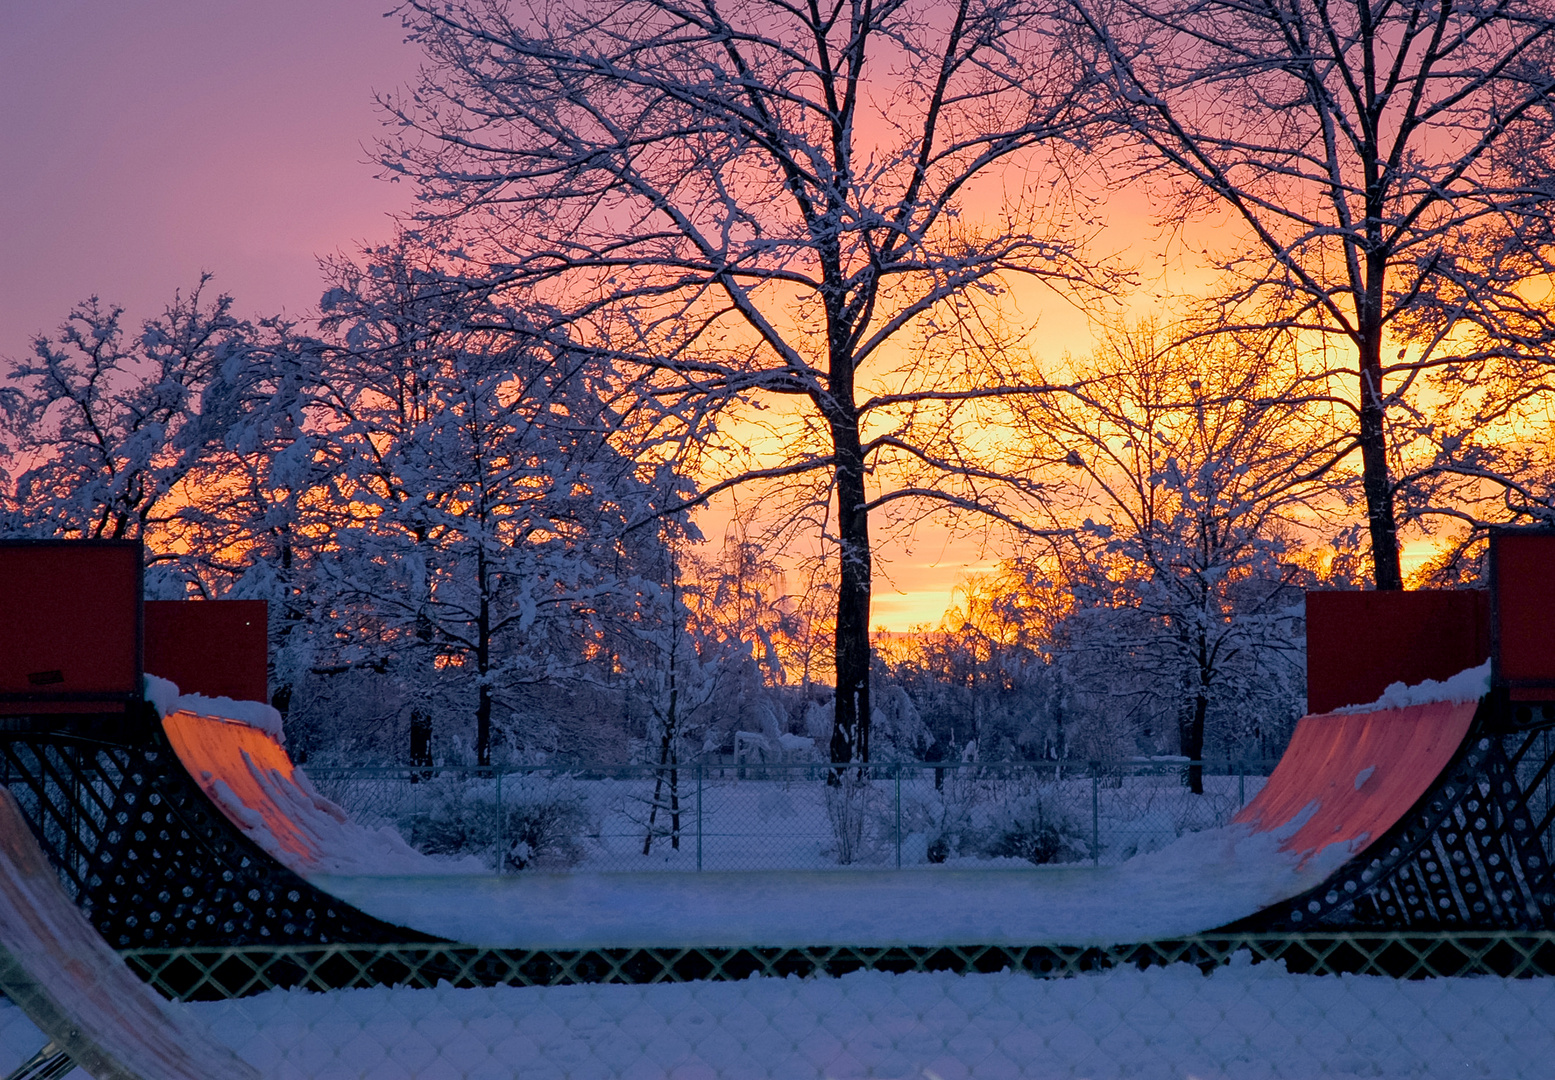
[894,762,902,869]
[1091,763,1100,867]
[696,763,704,871]
[494,767,504,875]
[1238,760,1245,808]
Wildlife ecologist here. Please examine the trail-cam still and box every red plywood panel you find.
[0,541,141,713]
[1492,530,1555,696]
[144,601,268,704]
[1305,590,1489,715]
[1233,700,1477,863]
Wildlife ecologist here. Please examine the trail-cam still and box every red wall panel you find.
[1306,590,1490,715]
[0,541,142,712]
[144,600,268,704]
[1492,529,1555,700]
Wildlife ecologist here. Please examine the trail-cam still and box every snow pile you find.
[144,674,287,743]
[315,808,1356,947]
[6,959,1555,1079]
[143,673,181,717]
[1333,660,1490,714]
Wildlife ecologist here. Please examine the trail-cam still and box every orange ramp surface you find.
[163,709,346,874]
[1233,700,1478,863]
[162,708,452,878]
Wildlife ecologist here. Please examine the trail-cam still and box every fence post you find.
[494,767,504,875]
[696,763,704,872]
[894,763,902,869]
[1091,763,1100,867]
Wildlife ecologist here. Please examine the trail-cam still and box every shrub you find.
[982,793,1087,865]
[825,771,877,865]
[400,773,592,870]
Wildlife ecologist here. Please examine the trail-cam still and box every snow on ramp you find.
[151,678,475,877]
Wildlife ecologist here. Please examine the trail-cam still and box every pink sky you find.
[0,0,415,352]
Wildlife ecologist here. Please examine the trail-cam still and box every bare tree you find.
[377,0,1115,763]
[1066,0,1555,588]
[1017,322,1332,788]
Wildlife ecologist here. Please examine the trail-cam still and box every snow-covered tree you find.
[875,571,1058,761]
[296,244,679,764]
[1017,322,1330,786]
[375,0,1119,765]
[0,278,278,589]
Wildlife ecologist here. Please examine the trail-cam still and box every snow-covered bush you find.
[900,773,980,864]
[825,772,878,865]
[499,774,595,870]
[981,792,1087,864]
[399,774,592,871]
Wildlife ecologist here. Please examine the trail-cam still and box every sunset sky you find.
[0,1,414,346]
[0,1,1433,627]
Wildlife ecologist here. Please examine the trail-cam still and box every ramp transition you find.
[1233,700,1479,864]
[162,708,457,878]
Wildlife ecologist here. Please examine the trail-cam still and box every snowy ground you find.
[4,958,1550,1078]
[312,815,1351,947]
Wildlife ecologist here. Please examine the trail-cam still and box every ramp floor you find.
[312,821,1356,948]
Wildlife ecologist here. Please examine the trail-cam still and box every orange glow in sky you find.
[0,3,1458,631]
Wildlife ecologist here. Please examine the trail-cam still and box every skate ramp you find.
[161,708,467,878]
[0,787,256,1080]
[1233,699,1479,864]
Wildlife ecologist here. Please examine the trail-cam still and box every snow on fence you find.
[301,760,1274,875]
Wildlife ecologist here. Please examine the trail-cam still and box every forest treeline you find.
[2,0,1553,779]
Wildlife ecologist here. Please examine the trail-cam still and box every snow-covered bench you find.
[0,787,256,1080]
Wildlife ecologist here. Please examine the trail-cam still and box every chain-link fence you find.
[303,760,1274,875]
[15,933,1555,1078]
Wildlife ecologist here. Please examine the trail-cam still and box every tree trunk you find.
[644,570,681,855]
[643,675,679,855]
[409,709,432,771]
[1362,234,1411,590]
[1362,335,1411,590]
[1181,691,1207,795]
[475,548,493,766]
[831,423,872,767]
